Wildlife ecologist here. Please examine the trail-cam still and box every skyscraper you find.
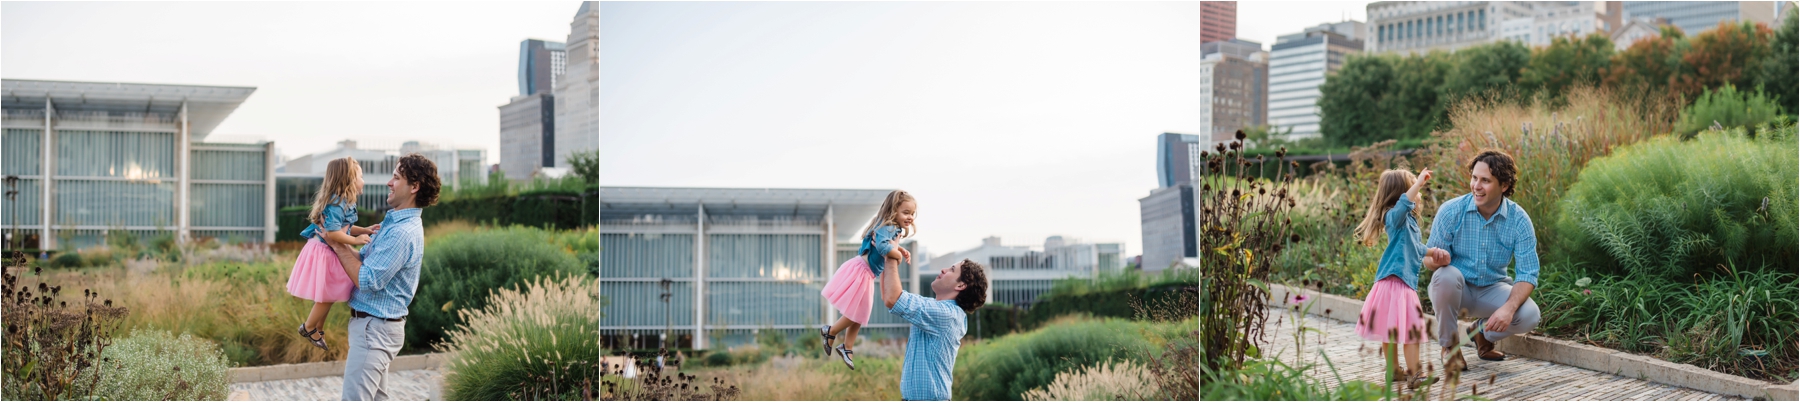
[553,1,599,169]
[1200,39,1268,146]
[1156,133,1202,189]
[1200,2,1238,44]
[519,39,566,96]
[1269,22,1364,141]
[499,93,555,180]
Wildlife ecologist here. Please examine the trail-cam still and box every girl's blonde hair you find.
[863,190,917,240]
[1353,169,1419,247]
[308,157,363,226]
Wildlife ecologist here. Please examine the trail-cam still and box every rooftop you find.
[601,186,893,242]
[1,79,256,140]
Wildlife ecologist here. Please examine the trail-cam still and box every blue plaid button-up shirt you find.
[1425,193,1542,287]
[346,208,424,320]
[890,292,965,401]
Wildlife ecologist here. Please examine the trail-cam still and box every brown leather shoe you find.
[1472,329,1506,361]
[1443,347,1469,372]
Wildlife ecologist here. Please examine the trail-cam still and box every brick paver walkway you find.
[227,369,443,401]
[1262,308,1745,401]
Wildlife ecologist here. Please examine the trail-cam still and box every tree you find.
[1671,21,1774,103]
[1755,6,1798,116]
[1319,53,1398,147]
[1240,124,1294,151]
[1520,32,1615,106]
[1604,32,1682,96]
[1441,41,1531,105]
[1381,51,1454,142]
[565,150,599,185]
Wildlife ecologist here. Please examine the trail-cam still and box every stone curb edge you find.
[1265,283,1797,400]
[228,353,449,384]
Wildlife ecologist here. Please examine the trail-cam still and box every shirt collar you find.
[383,208,421,223]
[1461,193,1510,221]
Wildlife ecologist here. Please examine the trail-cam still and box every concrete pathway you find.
[227,369,443,401]
[1262,307,1745,400]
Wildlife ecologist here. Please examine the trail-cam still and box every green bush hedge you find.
[1019,283,1198,332]
[441,275,599,400]
[423,195,513,229]
[512,190,583,230]
[411,226,588,350]
[1554,125,1798,280]
[953,316,1194,401]
[78,329,231,401]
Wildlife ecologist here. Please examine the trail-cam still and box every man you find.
[330,154,440,401]
[1423,149,1542,367]
[880,254,988,401]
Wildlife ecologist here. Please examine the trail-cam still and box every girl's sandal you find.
[298,324,328,350]
[818,324,837,358]
[835,346,856,370]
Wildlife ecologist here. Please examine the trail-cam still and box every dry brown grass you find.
[425,219,481,246]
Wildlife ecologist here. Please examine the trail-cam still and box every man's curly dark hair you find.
[953,259,989,313]
[396,154,441,207]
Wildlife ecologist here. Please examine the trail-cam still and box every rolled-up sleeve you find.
[871,226,898,258]
[1511,212,1541,286]
[888,292,941,336]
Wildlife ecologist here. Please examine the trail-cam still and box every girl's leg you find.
[306,302,332,332]
[1404,343,1422,378]
[842,322,861,350]
[827,316,853,337]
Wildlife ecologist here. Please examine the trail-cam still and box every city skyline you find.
[1,1,584,165]
[600,2,1381,259]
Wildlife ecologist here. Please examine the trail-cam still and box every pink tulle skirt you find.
[286,238,355,303]
[1357,276,1428,344]
[820,256,876,325]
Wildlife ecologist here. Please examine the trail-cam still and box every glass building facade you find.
[1,79,273,250]
[600,187,905,350]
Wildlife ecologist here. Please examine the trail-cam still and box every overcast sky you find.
[2,1,587,162]
[600,1,1374,259]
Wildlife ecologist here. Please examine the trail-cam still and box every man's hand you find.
[1424,247,1450,271]
[1486,307,1514,333]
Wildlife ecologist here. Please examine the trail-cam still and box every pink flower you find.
[1290,293,1310,305]
[1582,289,1592,295]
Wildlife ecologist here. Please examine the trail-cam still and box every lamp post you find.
[4,175,17,266]
[659,278,672,349]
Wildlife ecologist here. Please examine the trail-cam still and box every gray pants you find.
[343,316,406,401]
[1427,266,1542,349]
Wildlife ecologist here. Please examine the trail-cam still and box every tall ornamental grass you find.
[441,274,599,401]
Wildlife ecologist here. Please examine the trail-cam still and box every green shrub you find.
[424,195,513,228]
[441,275,599,401]
[953,316,1193,401]
[1020,283,1197,332]
[1554,125,1798,280]
[79,329,231,401]
[512,190,583,230]
[1676,85,1783,137]
[412,226,587,350]
[1536,264,1798,381]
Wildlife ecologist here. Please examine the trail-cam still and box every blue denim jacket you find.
[1373,196,1426,290]
[299,197,357,242]
[859,225,900,277]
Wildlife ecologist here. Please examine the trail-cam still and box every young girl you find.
[286,157,379,350]
[818,190,916,370]
[1352,168,1437,383]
